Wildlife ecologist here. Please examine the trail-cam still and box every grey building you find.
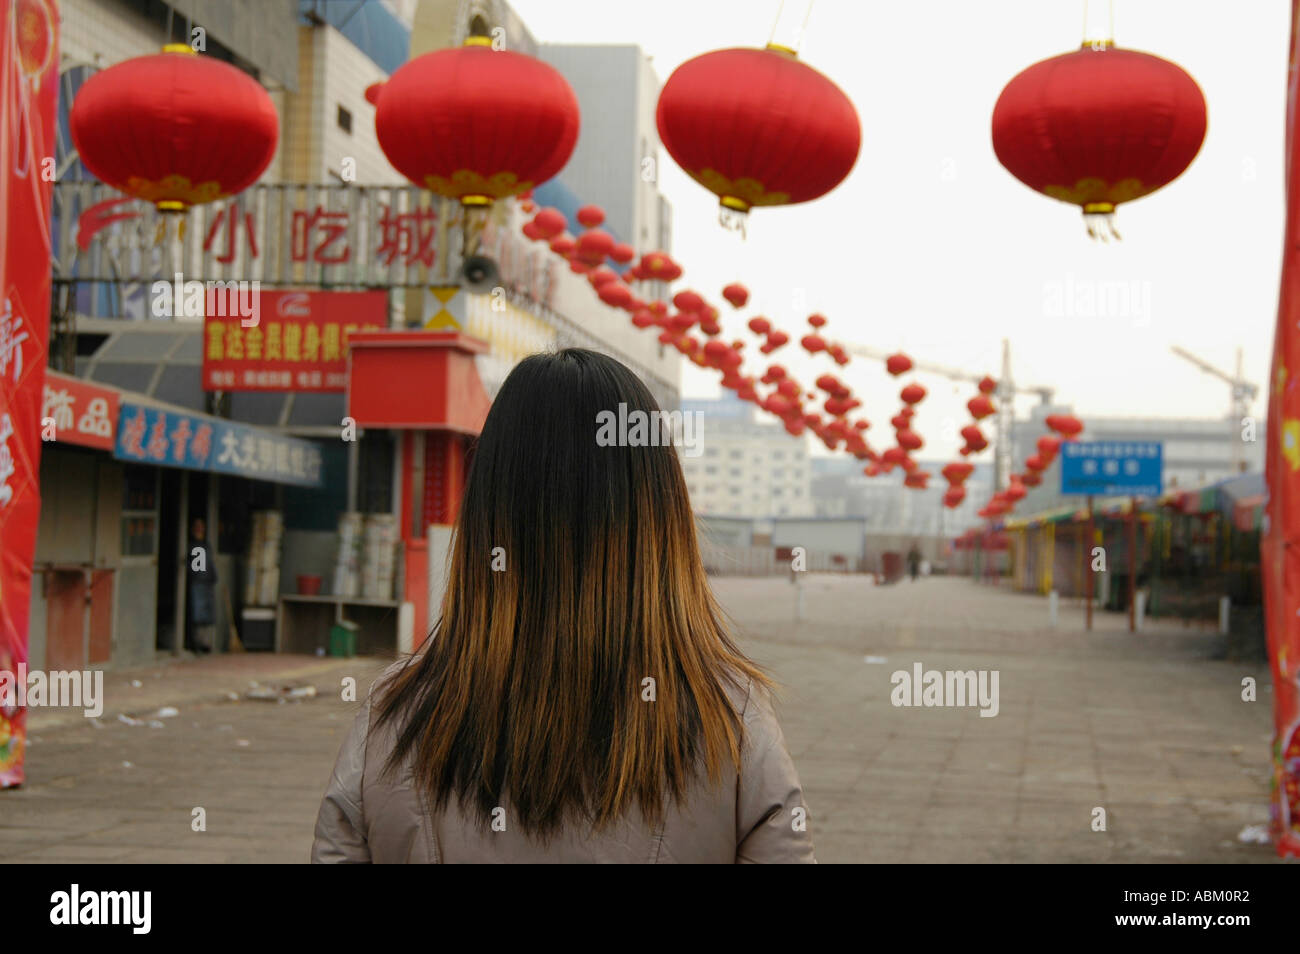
[811,456,992,536]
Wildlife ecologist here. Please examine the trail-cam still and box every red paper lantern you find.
[673,290,705,313]
[897,429,923,451]
[588,267,619,288]
[577,205,605,227]
[801,334,827,354]
[376,37,579,205]
[597,283,634,309]
[766,331,790,352]
[881,447,909,465]
[364,81,385,106]
[1037,435,1062,458]
[942,462,974,485]
[723,283,750,309]
[70,45,279,212]
[549,236,576,256]
[992,44,1207,238]
[886,353,912,376]
[943,487,966,508]
[808,313,827,328]
[532,207,567,239]
[1047,414,1084,438]
[967,395,995,420]
[1025,453,1047,472]
[900,383,927,406]
[748,317,771,336]
[639,251,682,282]
[978,375,997,395]
[656,46,861,222]
[610,242,636,264]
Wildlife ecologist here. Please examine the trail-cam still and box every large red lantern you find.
[656,45,860,228]
[992,43,1207,239]
[376,37,579,206]
[70,45,278,212]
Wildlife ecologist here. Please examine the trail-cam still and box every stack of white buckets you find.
[332,512,397,600]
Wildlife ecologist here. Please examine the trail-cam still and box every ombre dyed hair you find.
[375,348,769,838]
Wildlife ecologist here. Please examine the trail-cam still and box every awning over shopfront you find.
[42,369,324,488]
[115,400,324,488]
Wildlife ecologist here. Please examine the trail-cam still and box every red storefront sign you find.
[41,371,117,450]
[0,0,58,788]
[202,289,387,392]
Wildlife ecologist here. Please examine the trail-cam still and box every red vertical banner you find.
[0,0,57,789]
[1263,1,1300,858]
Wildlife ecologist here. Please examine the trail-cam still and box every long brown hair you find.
[375,348,769,838]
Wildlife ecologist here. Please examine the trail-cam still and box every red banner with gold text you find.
[0,0,57,788]
[1262,0,1300,858]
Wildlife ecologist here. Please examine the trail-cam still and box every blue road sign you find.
[1059,440,1163,497]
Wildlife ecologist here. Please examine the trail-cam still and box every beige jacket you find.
[311,665,816,863]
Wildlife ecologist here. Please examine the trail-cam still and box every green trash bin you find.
[329,619,358,658]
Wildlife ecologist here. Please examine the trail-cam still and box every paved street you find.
[0,575,1281,863]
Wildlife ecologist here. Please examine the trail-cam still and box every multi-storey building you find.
[680,396,813,518]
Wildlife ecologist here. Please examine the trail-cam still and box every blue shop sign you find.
[1060,440,1163,497]
[115,402,324,488]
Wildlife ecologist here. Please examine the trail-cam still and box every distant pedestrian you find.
[187,518,218,654]
[907,543,922,582]
[313,349,814,864]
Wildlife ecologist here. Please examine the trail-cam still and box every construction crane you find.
[1170,345,1258,473]
[844,338,1055,488]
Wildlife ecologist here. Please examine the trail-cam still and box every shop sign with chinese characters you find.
[41,371,118,450]
[55,182,462,290]
[203,289,386,392]
[114,402,323,488]
[1060,440,1164,497]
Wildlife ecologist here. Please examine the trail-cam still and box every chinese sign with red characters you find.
[202,289,387,392]
[41,371,118,451]
[56,183,458,292]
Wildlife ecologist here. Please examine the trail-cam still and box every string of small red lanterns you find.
[520,201,1087,517]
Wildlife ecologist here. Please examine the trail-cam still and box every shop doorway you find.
[155,469,181,652]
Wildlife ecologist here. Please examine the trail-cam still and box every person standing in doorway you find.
[188,518,219,654]
[907,542,922,583]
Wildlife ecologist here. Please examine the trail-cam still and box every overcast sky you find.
[511,0,1289,458]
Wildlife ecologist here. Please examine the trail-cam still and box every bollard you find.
[1048,589,1059,629]
[795,578,805,622]
[1219,595,1231,636]
[1135,590,1146,633]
